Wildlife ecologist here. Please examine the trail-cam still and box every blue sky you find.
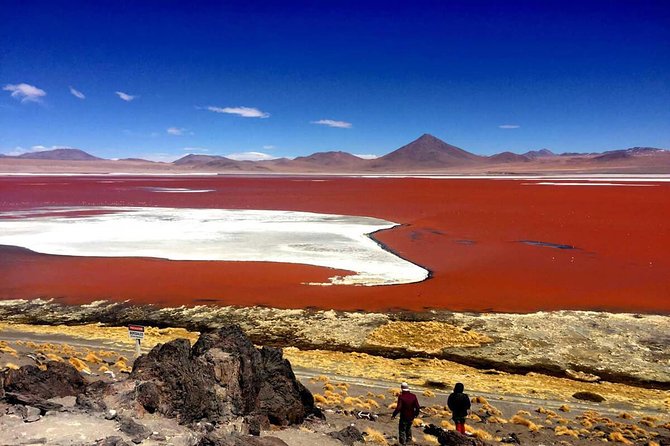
[1,0,669,161]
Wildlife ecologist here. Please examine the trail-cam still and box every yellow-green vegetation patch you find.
[364,321,492,353]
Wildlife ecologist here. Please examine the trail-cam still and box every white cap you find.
[400,382,409,391]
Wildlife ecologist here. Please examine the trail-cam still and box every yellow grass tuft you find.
[481,402,502,416]
[554,426,579,438]
[423,389,436,398]
[608,432,633,444]
[84,352,103,364]
[343,396,365,408]
[388,388,401,397]
[515,410,532,417]
[647,441,660,446]
[0,341,18,357]
[468,413,482,422]
[365,321,492,353]
[98,365,111,373]
[323,383,335,392]
[114,358,131,373]
[313,393,327,404]
[471,396,488,404]
[580,419,593,429]
[376,393,386,400]
[335,382,349,390]
[558,404,570,412]
[440,420,455,430]
[366,399,380,409]
[640,419,655,427]
[364,427,388,445]
[387,402,397,410]
[511,415,541,432]
[423,433,440,445]
[68,357,91,374]
[618,412,634,420]
[465,425,493,441]
[4,362,20,370]
[46,353,64,362]
[315,375,330,382]
[488,416,508,424]
[412,418,424,427]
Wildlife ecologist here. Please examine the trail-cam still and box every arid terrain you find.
[1,134,669,175]
[1,166,668,445]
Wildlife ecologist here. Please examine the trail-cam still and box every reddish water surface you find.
[0,176,668,313]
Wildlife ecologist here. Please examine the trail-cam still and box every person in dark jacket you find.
[447,382,471,434]
[391,382,421,445]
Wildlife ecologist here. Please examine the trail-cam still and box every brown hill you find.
[488,152,530,163]
[523,149,555,158]
[17,148,100,161]
[292,151,368,169]
[372,134,482,169]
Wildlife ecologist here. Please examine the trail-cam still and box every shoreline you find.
[0,300,667,390]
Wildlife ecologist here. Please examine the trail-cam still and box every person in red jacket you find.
[391,382,421,445]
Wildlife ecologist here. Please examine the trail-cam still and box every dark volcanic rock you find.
[4,361,86,399]
[95,436,133,446]
[572,391,605,402]
[424,424,492,445]
[4,392,63,413]
[118,415,151,441]
[258,346,321,425]
[76,380,109,412]
[328,425,365,445]
[135,381,161,414]
[130,325,319,426]
[197,432,289,446]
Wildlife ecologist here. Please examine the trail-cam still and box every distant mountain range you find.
[1,135,668,174]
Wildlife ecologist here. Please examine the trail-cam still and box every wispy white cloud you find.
[206,106,269,118]
[167,127,187,136]
[182,147,209,152]
[226,151,278,161]
[3,83,47,103]
[311,119,352,129]
[262,145,276,150]
[69,86,85,99]
[115,91,136,102]
[353,153,378,160]
[498,124,520,129]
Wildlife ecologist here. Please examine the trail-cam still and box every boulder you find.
[328,425,365,445]
[423,424,492,446]
[118,415,151,442]
[197,432,289,446]
[572,391,605,402]
[3,361,86,399]
[130,325,319,426]
[95,437,133,446]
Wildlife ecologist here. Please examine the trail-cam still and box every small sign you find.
[128,324,145,340]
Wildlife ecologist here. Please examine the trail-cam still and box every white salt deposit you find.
[0,207,428,286]
[143,187,215,193]
[523,182,655,187]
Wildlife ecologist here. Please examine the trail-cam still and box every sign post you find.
[128,324,145,358]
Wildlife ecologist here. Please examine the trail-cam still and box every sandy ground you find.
[1,323,668,446]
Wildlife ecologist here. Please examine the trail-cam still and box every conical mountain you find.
[374,134,482,169]
[17,148,100,161]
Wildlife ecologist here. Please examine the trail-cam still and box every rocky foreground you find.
[2,325,325,445]
[1,323,670,446]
